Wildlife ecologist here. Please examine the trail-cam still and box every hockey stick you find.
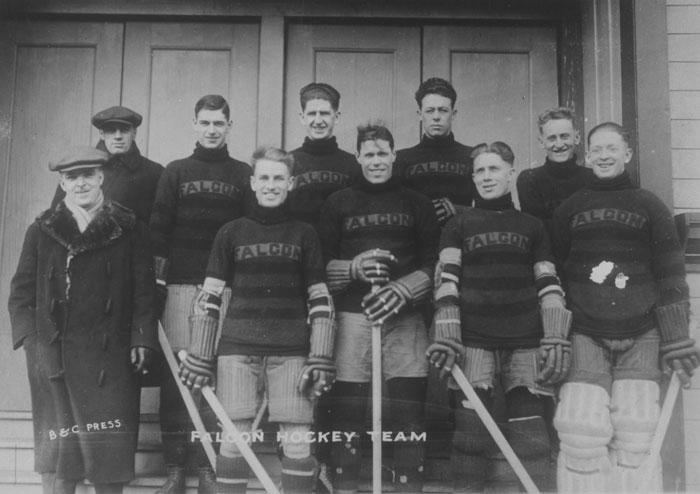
[370,283,382,494]
[158,323,217,468]
[638,371,681,492]
[450,366,541,494]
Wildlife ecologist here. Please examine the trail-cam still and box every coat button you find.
[104,298,112,315]
[101,334,109,351]
[97,370,106,387]
[49,369,65,381]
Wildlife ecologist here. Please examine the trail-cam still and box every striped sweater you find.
[395,133,475,208]
[289,136,360,230]
[206,203,326,356]
[437,194,557,349]
[551,172,688,339]
[149,144,252,284]
[318,177,440,313]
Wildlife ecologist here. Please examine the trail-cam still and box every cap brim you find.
[97,118,136,128]
[58,163,104,172]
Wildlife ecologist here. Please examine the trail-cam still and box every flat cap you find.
[91,106,143,129]
[49,146,109,172]
[299,82,341,109]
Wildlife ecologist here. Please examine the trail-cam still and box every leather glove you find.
[131,346,154,375]
[351,249,397,285]
[361,281,409,323]
[178,349,217,391]
[426,338,465,379]
[661,338,700,388]
[536,337,572,385]
[432,197,457,225]
[298,356,336,398]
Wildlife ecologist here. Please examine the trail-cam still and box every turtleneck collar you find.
[248,201,290,225]
[193,142,230,162]
[300,136,340,155]
[587,170,636,191]
[354,176,401,194]
[420,133,456,148]
[96,141,142,171]
[543,155,581,179]
[474,192,515,211]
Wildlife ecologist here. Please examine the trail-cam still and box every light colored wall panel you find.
[670,91,700,119]
[684,387,700,420]
[671,120,700,148]
[673,180,700,208]
[667,5,700,32]
[672,150,700,178]
[669,35,700,61]
[669,62,700,90]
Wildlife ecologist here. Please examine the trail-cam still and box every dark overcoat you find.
[8,200,158,483]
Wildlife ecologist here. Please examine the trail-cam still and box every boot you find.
[155,465,186,494]
[198,466,218,494]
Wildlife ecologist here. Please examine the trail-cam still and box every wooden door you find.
[122,22,261,167]
[423,25,559,205]
[0,21,125,410]
[284,23,421,153]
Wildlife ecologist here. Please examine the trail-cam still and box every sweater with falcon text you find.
[551,171,689,339]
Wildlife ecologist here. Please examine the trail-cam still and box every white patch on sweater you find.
[590,261,614,284]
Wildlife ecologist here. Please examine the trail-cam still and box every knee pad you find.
[609,380,661,493]
[610,379,659,460]
[555,383,613,492]
[219,420,253,458]
[505,387,550,458]
[278,423,312,459]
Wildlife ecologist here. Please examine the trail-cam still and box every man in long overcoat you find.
[9,146,158,494]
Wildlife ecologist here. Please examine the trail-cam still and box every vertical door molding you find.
[257,15,285,148]
[580,0,623,134]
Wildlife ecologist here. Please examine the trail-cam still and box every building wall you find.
[668,1,700,491]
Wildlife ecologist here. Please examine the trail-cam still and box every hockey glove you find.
[361,271,432,324]
[426,305,464,379]
[656,302,700,388]
[299,312,337,398]
[536,306,572,385]
[351,248,397,285]
[432,197,457,225]
[179,288,221,390]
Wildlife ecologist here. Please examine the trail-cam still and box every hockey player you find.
[289,82,360,229]
[178,146,335,494]
[149,94,252,493]
[395,77,475,226]
[427,141,571,492]
[318,123,440,493]
[516,107,591,226]
[551,122,700,492]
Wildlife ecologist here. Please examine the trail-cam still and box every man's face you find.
[193,109,231,149]
[539,118,580,163]
[587,129,632,180]
[356,139,395,184]
[99,123,136,155]
[299,98,339,141]
[473,152,515,201]
[419,93,456,138]
[250,159,293,208]
[59,168,104,209]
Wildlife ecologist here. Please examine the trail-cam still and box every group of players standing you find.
[13,76,700,494]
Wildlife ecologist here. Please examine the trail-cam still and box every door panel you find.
[285,24,421,152]
[0,21,124,410]
[122,22,260,166]
[423,25,558,196]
